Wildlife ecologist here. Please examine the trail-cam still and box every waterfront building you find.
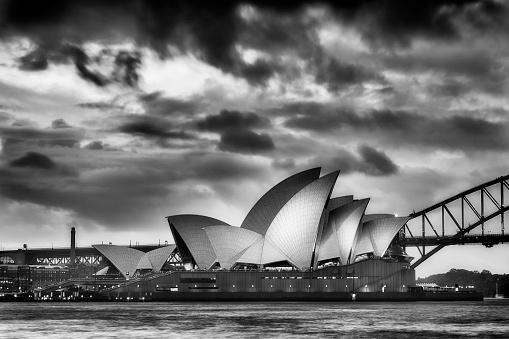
[105,168,420,300]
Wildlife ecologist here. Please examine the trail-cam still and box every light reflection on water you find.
[0,300,508,338]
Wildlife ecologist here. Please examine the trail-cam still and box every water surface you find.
[1,299,508,338]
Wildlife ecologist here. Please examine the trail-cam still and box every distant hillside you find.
[417,269,509,297]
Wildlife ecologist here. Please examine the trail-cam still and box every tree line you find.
[417,269,509,297]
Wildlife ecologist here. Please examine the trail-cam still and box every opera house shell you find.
[167,168,411,271]
[95,168,484,301]
[92,244,177,278]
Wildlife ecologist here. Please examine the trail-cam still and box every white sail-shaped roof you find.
[233,236,294,266]
[353,223,375,257]
[260,237,293,265]
[235,237,264,264]
[146,245,177,271]
[363,216,410,256]
[354,215,395,257]
[93,266,109,276]
[241,168,321,235]
[136,254,153,270]
[93,244,145,278]
[316,211,340,263]
[328,195,354,211]
[265,171,340,269]
[315,196,357,263]
[167,214,229,269]
[317,199,369,264]
[204,226,262,269]
[334,199,370,264]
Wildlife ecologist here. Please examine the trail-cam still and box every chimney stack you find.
[70,227,76,266]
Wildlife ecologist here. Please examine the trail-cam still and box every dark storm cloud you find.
[236,6,321,82]
[338,1,462,48]
[239,60,279,86]
[60,44,110,86]
[76,63,109,87]
[317,0,506,50]
[140,92,200,117]
[16,44,142,87]
[315,59,385,91]
[18,49,48,71]
[83,140,118,151]
[1,0,238,72]
[282,103,509,152]
[113,51,141,87]
[114,115,196,149]
[195,110,274,154]
[358,144,398,176]
[2,0,503,86]
[118,116,194,140]
[427,80,471,98]
[9,151,56,170]
[456,0,508,32]
[0,119,83,153]
[0,149,267,227]
[384,50,505,95]
[44,119,81,148]
[0,158,170,227]
[6,151,76,175]
[218,129,275,154]
[0,122,84,142]
[87,49,142,88]
[51,119,72,129]
[76,102,120,111]
[311,145,398,177]
[197,110,270,132]
[83,140,104,150]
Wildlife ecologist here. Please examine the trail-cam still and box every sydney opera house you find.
[105,168,424,301]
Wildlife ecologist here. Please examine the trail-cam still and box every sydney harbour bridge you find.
[397,174,509,268]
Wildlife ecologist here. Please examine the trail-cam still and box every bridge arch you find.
[398,175,509,268]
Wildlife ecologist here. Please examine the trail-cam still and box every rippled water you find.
[1,299,508,338]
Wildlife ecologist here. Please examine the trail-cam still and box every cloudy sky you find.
[0,0,508,277]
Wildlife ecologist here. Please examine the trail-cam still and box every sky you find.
[0,0,508,278]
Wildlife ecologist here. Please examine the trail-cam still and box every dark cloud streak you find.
[282,103,509,153]
[311,144,398,177]
[9,151,56,170]
[197,110,270,132]
[218,129,275,154]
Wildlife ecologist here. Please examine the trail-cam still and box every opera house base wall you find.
[102,260,483,301]
[105,291,483,302]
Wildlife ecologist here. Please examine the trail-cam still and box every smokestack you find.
[70,227,76,266]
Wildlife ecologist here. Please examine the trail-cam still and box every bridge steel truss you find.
[35,254,103,266]
[398,175,509,268]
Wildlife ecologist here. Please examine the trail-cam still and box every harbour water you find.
[0,299,508,338]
